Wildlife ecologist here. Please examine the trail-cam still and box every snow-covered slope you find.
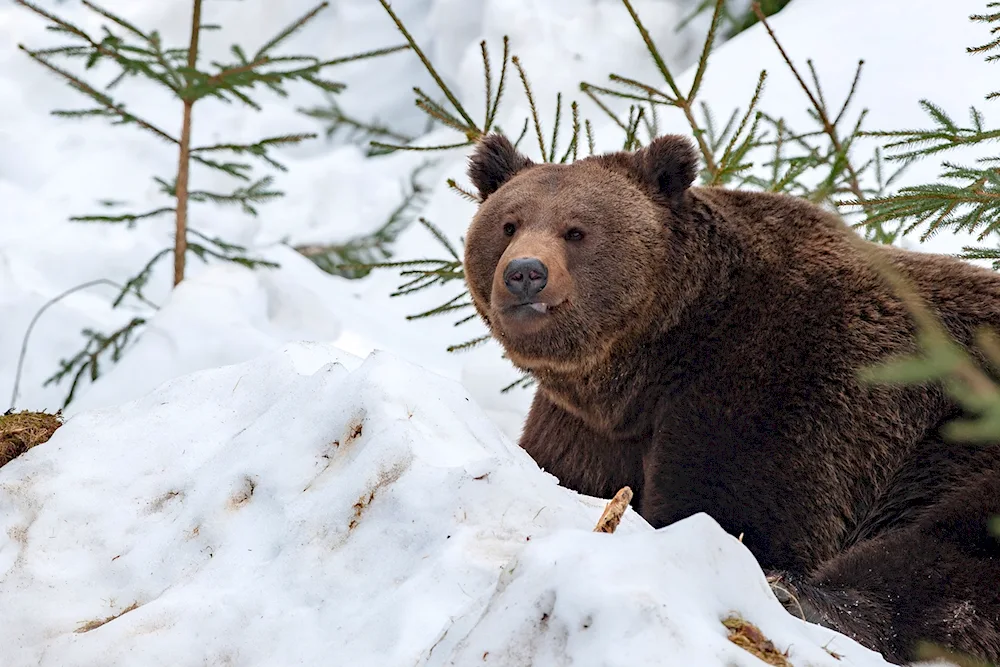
[0,343,896,666]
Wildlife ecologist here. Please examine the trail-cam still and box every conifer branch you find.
[447,179,482,203]
[18,46,180,144]
[69,206,175,228]
[376,0,478,135]
[369,139,473,153]
[751,3,870,213]
[10,279,158,410]
[298,96,412,151]
[18,0,404,406]
[296,162,434,278]
[115,248,173,306]
[595,0,726,177]
[44,317,148,409]
[448,335,492,354]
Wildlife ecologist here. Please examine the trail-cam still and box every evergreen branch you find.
[483,37,511,132]
[447,179,482,203]
[44,317,148,408]
[187,176,283,216]
[187,240,280,270]
[961,245,1000,270]
[834,59,866,127]
[414,88,473,133]
[81,1,150,43]
[447,335,492,354]
[406,292,472,321]
[319,43,410,69]
[69,206,175,229]
[501,374,535,393]
[254,2,328,60]
[607,74,673,103]
[296,161,433,279]
[580,83,631,132]
[114,247,173,306]
[619,0,684,100]
[687,0,726,100]
[369,139,473,153]
[582,81,667,107]
[147,30,185,92]
[856,178,1000,242]
[866,102,1000,162]
[15,0,182,94]
[17,46,179,144]
[10,279,158,410]
[298,96,412,150]
[712,70,767,185]
[190,133,316,172]
[613,0,723,176]
[482,40,494,133]
[203,56,270,88]
[549,92,563,162]
[561,101,582,163]
[418,217,461,261]
[752,3,870,214]
[513,117,531,150]
[376,0,478,134]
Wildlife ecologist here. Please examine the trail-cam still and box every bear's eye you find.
[565,228,585,242]
[503,222,517,237]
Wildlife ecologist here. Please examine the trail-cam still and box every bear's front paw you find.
[766,571,828,626]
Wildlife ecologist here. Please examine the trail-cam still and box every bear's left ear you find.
[631,134,699,199]
[467,133,533,202]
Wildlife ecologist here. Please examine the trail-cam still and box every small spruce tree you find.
[12,0,407,407]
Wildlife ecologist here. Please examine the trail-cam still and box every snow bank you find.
[0,343,894,666]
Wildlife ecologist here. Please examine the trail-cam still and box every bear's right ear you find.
[467,133,533,201]
[630,134,699,200]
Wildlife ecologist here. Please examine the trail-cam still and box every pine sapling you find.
[14,0,407,407]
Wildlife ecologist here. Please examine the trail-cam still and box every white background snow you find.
[0,0,993,664]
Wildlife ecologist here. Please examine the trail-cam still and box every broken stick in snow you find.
[593,486,633,533]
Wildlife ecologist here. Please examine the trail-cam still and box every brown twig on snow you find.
[593,486,634,533]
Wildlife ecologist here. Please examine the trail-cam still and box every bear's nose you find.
[503,257,548,300]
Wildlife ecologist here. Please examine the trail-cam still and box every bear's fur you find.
[462,132,1000,664]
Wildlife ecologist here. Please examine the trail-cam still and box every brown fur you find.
[463,133,1000,664]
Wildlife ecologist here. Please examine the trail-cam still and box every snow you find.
[0,343,895,666]
[0,0,996,663]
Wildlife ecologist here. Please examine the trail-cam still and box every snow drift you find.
[0,343,897,666]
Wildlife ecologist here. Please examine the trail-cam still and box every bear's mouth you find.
[503,299,566,318]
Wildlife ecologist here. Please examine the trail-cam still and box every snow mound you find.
[1,344,894,666]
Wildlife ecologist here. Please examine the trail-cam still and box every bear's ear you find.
[468,133,533,201]
[630,134,699,199]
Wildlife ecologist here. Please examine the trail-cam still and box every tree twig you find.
[593,486,634,533]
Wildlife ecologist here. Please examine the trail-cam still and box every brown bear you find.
[462,132,1000,664]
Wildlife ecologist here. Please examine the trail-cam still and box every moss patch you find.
[0,410,62,469]
[722,615,791,667]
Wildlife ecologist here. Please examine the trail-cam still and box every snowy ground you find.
[0,0,996,664]
[0,343,899,666]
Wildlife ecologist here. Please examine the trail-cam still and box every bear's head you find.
[463,132,701,374]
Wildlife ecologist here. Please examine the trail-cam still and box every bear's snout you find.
[503,258,548,300]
